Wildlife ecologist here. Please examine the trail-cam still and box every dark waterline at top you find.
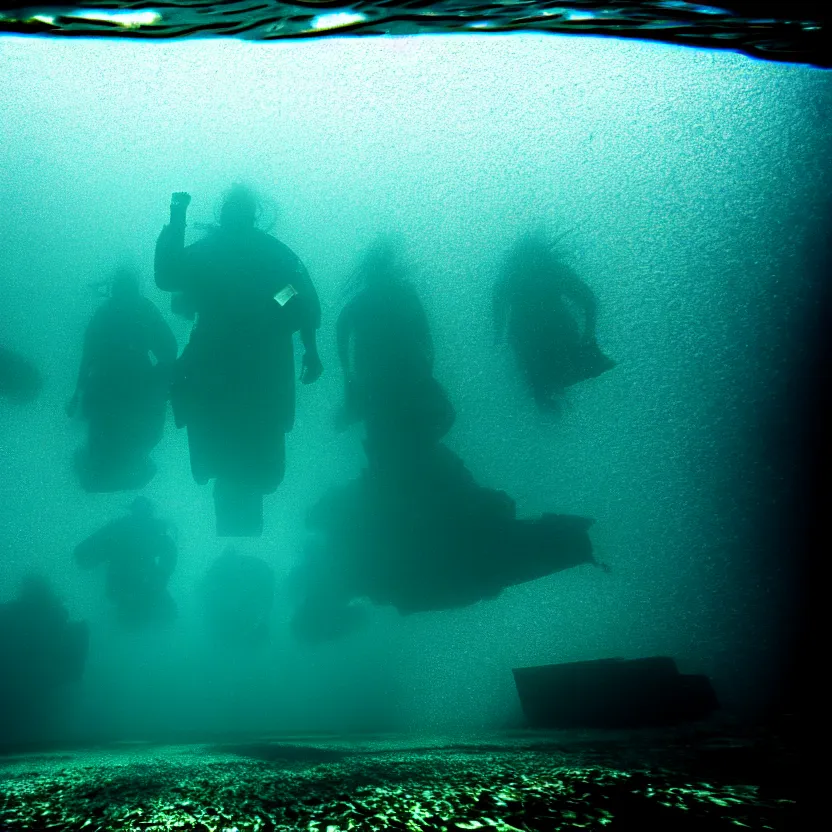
[1,0,830,67]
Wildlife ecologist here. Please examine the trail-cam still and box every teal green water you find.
[0,34,827,740]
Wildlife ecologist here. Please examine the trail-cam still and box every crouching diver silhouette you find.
[494,229,615,415]
[73,497,177,628]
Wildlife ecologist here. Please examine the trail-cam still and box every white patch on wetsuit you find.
[275,284,297,306]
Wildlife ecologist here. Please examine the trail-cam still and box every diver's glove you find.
[169,192,191,227]
[301,351,323,385]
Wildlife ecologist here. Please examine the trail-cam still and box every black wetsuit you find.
[155,222,320,495]
[75,294,176,490]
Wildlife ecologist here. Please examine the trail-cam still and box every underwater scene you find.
[0,3,826,829]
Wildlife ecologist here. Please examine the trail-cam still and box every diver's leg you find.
[186,422,213,486]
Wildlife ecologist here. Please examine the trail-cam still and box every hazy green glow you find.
[0,31,828,734]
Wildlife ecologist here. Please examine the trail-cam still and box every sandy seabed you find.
[0,725,797,831]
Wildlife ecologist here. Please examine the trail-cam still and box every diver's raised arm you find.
[154,192,191,292]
